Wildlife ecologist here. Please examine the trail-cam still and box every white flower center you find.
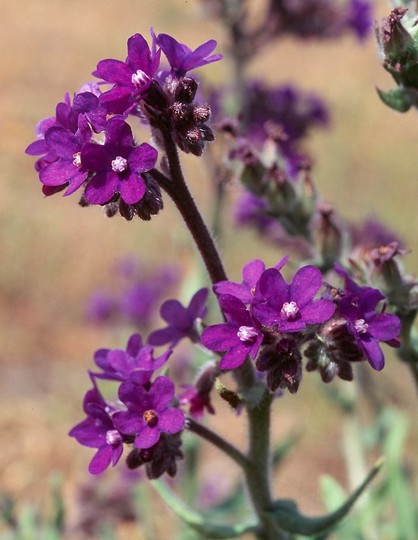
[72,152,81,167]
[111,155,128,173]
[237,325,258,343]
[354,318,369,334]
[131,69,150,88]
[281,301,299,320]
[106,429,122,446]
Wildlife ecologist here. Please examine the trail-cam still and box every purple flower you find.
[113,376,185,449]
[80,117,158,205]
[148,288,208,346]
[69,386,124,475]
[214,257,288,304]
[85,290,117,323]
[178,362,218,418]
[252,265,335,332]
[243,82,329,158]
[37,119,92,196]
[201,295,263,370]
[335,265,400,370]
[93,334,171,383]
[268,0,373,40]
[346,0,373,40]
[25,91,106,195]
[95,33,161,114]
[156,33,222,77]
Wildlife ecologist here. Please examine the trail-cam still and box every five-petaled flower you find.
[68,386,124,475]
[155,33,222,78]
[336,265,400,370]
[95,33,161,114]
[148,288,208,346]
[80,117,158,205]
[252,265,335,332]
[92,333,172,384]
[201,294,263,370]
[113,376,185,449]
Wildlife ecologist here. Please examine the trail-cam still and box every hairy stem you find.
[187,417,250,469]
[151,134,227,286]
[156,127,288,538]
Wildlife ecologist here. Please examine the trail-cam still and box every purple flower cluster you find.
[201,258,400,392]
[202,259,334,392]
[86,256,179,329]
[267,0,373,41]
[69,334,185,477]
[243,82,329,164]
[26,32,221,218]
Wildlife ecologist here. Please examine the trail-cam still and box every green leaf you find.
[376,87,413,112]
[151,480,259,539]
[269,458,383,537]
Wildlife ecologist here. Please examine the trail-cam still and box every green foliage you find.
[319,408,418,540]
[0,475,64,540]
[268,460,382,537]
[376,87,414,112]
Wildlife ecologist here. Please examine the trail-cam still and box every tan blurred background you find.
[1,0,418,537]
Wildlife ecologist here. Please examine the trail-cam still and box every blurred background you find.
[1,1,418,538]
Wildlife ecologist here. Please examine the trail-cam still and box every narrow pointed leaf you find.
[376,87,413,112]
[269,458,384,536]
[151,480,259,539]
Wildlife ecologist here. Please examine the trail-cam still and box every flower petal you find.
[135,425,160,449]
[290,265,322,307]
[158,408,185,434]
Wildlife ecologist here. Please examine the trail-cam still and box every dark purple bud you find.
[193,105,211,123]
[256,339,302,394]
[174,77,199,103]
[126,433,183,479]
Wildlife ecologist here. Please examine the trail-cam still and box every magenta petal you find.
[160,300,190,327]
[158,408,185,434]
[111,444,123,466]
[106,118,134,147]
[188,288,208,318]
[219,344,248,370]
[112,410,143,435]
[135,426,160,449]
[25,139,48,155]
[361,339,385,371]
[88,446,113,475]
[367,313,400,341]
[40,160,78,186]
[242,259,266,288]
[157,34,184,66]
[129,143,158,172]
[81,143,110,171]
[64,170,89,195]
[150,376,175,409]
[148,327,184,346]
[201,324,238,351]
[257,268,288,304]
[299,299,335,324]
[290,265,322,307]
[84,172,118,204]
[127,33,152,70]
[45,127,79,158]
[119,173,146,204]
[96,59,133,84]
